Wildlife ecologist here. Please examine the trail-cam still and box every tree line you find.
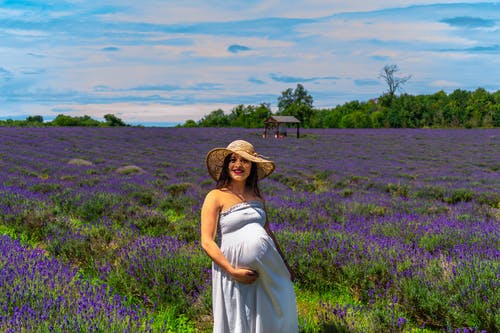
[0,114,129,127]
[3,87,500,129]
[3,62,499,129]
[182,85,500,129]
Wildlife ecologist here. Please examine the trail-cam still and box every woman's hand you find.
[230,267,259,284]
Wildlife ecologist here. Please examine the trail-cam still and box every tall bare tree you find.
[379,64,412,97]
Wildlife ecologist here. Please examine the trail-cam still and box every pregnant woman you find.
[201,140,299,333]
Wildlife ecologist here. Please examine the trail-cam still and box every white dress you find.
[212,201,299,333]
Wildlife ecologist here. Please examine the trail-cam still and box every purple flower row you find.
[0,235,158,332]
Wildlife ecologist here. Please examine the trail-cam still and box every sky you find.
[1,1,500,126]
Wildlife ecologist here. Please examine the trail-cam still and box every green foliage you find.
[150,307,198,333]
[227,103,272,128]
[167,182,193,196]
[130,189,155,206]
[269,173,313,191]
[309,108,343,128]
[196,104,272,128]
[418,233,451,253]
[29,182,62,194]
[182,119,198,127]
[178,86,500,129]
[78,192,123,222]
[444,188,475,204]
[104,113,127,126]
[26,115,44,123]
[0,114,129,127]
[116,165,145,174]
[51,114,102,127]
[340,111,372,128]
[277,84,314,125]
[385,183,410,198]
[475,191,500,206]
[197,109,230,127]
[414,185,447,201]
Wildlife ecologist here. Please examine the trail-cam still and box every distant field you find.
[0,127,499,332]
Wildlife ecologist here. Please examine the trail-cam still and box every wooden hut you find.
[263,116,300,138]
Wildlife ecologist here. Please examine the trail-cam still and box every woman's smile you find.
[228,154,251,180]
[230,168,248,179]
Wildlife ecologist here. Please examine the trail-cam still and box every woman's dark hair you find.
[216,153,262,198]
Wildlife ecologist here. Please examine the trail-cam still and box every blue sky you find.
[1,1,499,125]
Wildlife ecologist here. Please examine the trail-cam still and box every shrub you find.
[28,182,62,194]
[414,185,447,201]
[130,189,156,206]
[475,191,500,206]
[167,182,193,196]
[444,188,475,204]
[130,209,172,236]
[116,165,145,175]
[340,188,354,197]
[77,192,123,222]
[67,158,93,166]
[385,182,410,198]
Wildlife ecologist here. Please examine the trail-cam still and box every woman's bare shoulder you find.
[206,188,227,198]
[204,189,217,200]
[204,188,229,204]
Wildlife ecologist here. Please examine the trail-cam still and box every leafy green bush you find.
[28,182,62,194]
[77,193,117,221]
[385,182,410,198]
[116,165,145,174]
[475,191,500,206]
[167,182,194,196]
[414,185,447,201]
[444,188,475,204]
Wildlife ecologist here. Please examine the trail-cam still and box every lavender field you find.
[0,127,499,332]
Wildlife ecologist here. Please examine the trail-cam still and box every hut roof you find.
[264,116,300,124]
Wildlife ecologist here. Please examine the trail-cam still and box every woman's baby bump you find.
[233,223,271,270]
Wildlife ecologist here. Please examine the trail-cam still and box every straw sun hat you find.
[206,140,275,181]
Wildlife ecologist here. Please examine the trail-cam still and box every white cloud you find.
[98,0,491,23]
[299,19,474,46]
[47,102,237,123]
[431,80,460,88]
[0,8,25,18]
[2,29,49,37]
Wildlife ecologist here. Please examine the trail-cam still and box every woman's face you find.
[227,153,252,182]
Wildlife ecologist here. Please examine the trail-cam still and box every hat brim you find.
[206,148,275,181]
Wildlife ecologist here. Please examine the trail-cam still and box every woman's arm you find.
[200,190,259,284]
